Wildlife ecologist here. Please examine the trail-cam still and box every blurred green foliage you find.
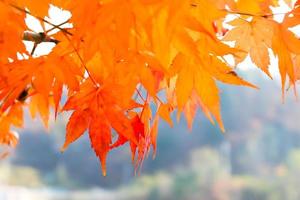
[119,147,300,200]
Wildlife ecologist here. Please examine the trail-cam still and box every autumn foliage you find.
[1,0,300,175]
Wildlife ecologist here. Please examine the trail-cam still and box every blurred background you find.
[1,68,300,200]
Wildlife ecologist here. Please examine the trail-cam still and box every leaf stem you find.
[62,33,99,87]
[135,87,145,102]
[224,10,298,18]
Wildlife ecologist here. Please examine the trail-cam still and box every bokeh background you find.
[1,69,300,200]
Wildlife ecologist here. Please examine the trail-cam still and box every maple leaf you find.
[172,53,224,130]
[62,109,90,151]
[270,6,300,95]
[0,103,22,149]
[62,80,142,174]
[294,55,300,82]
[89,114,112,177]
[224,17,274,77]
[272,22,297,96]
[12,0,51,17]
[0,1,26,62]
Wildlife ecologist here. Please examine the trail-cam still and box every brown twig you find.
[45,20,70,34]
[9,3,98,87]
[10,4,73,36]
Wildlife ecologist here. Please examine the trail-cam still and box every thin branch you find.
[155,96,163,105]
[139,93,149,118]
[30,43,38,56]
[23,32,60,44]
[9,4,73,36]
[190,3,296,19]
[225,10,264,17]
[61,32,99,88]
[135,87,146,102]
[9,3,98,87]
[45,20,70,34]
[224,10,297,18]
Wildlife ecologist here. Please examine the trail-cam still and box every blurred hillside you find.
[0,70,300,199]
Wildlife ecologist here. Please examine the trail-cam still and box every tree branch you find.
[9,4,73,36]
[23,31,60,44]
